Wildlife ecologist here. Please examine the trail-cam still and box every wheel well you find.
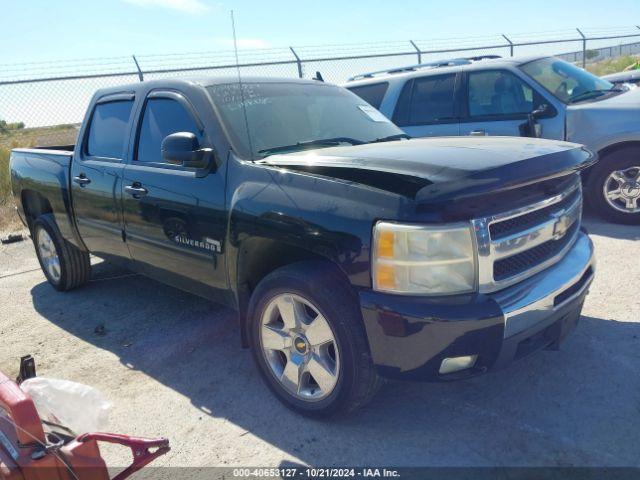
[598,141,640,159]
[586,141,640,182]
[236,239,348,348]
[21,190,53,230]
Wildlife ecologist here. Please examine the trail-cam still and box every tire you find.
[247,261,381,418]
[586,147,640,224]
[32,215,91,291]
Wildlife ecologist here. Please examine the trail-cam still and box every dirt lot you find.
[0,215,639,471]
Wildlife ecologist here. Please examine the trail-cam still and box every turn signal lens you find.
[376,230,395,258]
[375,264,397,290]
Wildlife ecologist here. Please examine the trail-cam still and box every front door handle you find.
[124,184,148,198]
[73,175,91,187]
[469,129,487,136]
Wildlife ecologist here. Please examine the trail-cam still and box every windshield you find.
[520,57,615,103]
[207,82,404,159]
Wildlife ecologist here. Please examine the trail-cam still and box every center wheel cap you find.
[623,183,640,198]
[293,336,309,355]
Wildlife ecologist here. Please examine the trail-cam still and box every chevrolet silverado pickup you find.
[10,77,596,417]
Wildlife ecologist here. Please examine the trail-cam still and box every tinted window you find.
[468,70,539,117]
[347,82,389,109]
[86,100,134,158]
[137,97,201,163]
[394,74,457,126]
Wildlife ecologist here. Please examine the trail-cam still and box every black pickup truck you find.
[10,77,596,417]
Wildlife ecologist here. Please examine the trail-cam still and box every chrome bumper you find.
[492,231,595,338]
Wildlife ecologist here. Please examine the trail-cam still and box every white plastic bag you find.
[20,377,111,435]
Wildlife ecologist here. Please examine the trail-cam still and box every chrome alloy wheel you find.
[37,228,61,283]
[603,166,640,213]
[259,293,340,401]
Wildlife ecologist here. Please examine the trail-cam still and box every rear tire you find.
[33,215,91,291]
[586,147,640,224]
[247,261,381,418]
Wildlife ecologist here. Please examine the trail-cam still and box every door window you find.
[347,82,389,109]
[393,74,457,126]
[468,70,540,118]
[136,97,202,163]
[86,100,134,159]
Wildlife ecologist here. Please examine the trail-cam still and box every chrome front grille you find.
[472,178,583,293]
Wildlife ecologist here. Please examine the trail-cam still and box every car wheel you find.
[33,215,91,291]
[248,261,381,418]
[586,147,640,224]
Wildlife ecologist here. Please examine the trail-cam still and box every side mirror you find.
[161,132,214,171]
[531,103,549,119]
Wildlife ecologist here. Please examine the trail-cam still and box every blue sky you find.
[2,0,640,64]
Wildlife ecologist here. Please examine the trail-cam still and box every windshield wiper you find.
[568,89,612,103]
[258,137,364,155]
[369,133,412,143]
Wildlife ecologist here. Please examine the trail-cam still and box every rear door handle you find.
[73,175,91,187]
[469,129,487,136]
[124,184,148,198]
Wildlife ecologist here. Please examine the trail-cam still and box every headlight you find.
[372,221,477,295]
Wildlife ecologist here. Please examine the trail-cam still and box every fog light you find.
[439,355,478,375]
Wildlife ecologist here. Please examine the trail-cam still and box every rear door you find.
[392,73,461,137]
[71,93,134,260]
[460,69,564,139]
[121,90,228,300]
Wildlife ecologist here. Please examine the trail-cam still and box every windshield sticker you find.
[358,105,390,123]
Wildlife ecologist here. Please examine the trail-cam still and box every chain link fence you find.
[1,26,640,148]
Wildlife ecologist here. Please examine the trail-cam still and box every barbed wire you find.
[1,25,639,82]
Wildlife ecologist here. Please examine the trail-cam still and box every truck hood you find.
[259,136,595,202]
[567,87,640,148]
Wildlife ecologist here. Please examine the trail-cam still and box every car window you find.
[347,82,389,109]
[86,100,134,159]
[520,57,614,103]
[394,74,457,126]
[136,97,201,163]
[468,70,538,117]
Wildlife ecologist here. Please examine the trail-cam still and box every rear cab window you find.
[86,100,134,159]
[347,82,389,109]
[393,74,457,126]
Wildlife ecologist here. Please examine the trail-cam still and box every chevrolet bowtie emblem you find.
[552,213,571,240]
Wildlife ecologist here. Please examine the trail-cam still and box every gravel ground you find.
[0,215,639,470]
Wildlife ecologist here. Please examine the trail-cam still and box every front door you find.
[121,91,228,300]
[70,94,134,261]
[393,73,461,137]
[461,69,564,140]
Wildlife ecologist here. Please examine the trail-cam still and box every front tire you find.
[586,147,640,224]
[33,215,91,291]
[247,261,381,418]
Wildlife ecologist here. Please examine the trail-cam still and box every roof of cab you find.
[93,76,330,98]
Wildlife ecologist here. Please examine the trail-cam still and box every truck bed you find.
[10,146,77,243]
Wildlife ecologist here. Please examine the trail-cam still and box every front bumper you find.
[359,231,595,381]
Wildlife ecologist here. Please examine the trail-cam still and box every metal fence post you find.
[132,55,144,82]
[502,35,514,57]
[576,28,586,68]
[289,47,303,78]
[409,40,422,63]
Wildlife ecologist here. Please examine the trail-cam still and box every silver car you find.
[346,56,640,224]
